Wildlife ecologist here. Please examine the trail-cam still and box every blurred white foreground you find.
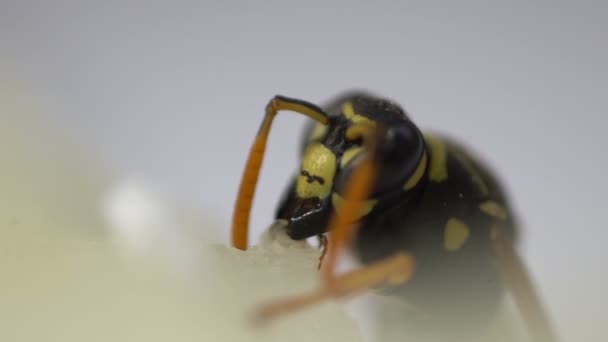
[0,87,362,341]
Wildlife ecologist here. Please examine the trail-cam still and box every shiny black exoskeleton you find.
[275,91,518,340]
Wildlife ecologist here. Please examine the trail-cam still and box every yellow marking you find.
[340,147,363,168]
[423,134,448,182]
[341,102,356,118]
[309,122,328,141]
[351,114,375,125]
[296,143,337,199]
[444,218,470,251]
[480,201,508,220]
[341,102,375,125]
[403,151,428,190]
[345,123,376,141]
[332,193,378,221]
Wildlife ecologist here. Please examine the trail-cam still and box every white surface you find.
[0,106,362,342]
[1,224,363,342]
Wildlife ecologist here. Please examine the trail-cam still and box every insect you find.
[230,91,558,341]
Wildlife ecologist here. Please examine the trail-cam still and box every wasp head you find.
[275,92,423,240]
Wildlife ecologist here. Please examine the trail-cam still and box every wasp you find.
[230,91,558,342]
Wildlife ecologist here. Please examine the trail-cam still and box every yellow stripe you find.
[341,102,375,125]
[423,133,448,182]
[342,101,355,118]
[340,147,363,168]
[479,201,508,220]
[403,151,428,190]
[332,193,378,221]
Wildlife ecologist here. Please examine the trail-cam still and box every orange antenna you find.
[231,95,329,250]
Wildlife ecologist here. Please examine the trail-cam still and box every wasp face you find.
[276,115,349,240]
[276,94,423,241]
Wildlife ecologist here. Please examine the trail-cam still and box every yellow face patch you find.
[403,151,428,190]
[308,122,328,141]
[341,102,376,125]
[444,218,470,251]
[332,193,378,221]
[423,133,448,182]
[296,143,337,199]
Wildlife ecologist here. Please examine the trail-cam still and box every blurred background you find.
[1,1,606,341]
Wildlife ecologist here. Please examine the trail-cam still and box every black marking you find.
[300,170,325,185]
[273,91,528,340]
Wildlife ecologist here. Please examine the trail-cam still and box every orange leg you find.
[321,123,382,285]
[253,123,416,322]
[321,153,377,285]
[254,251,415,322]
[231,96,329,250]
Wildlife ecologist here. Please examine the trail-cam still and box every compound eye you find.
[379,124,422,164]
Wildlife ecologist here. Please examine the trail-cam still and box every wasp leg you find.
[321,123,381,286]
[254,123,417,322]
[492,227,559,342]
[317,235,328,270]
[254,251,415,322]
[231,96,329,250]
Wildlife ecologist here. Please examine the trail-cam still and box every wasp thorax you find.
[296,143,337,199]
